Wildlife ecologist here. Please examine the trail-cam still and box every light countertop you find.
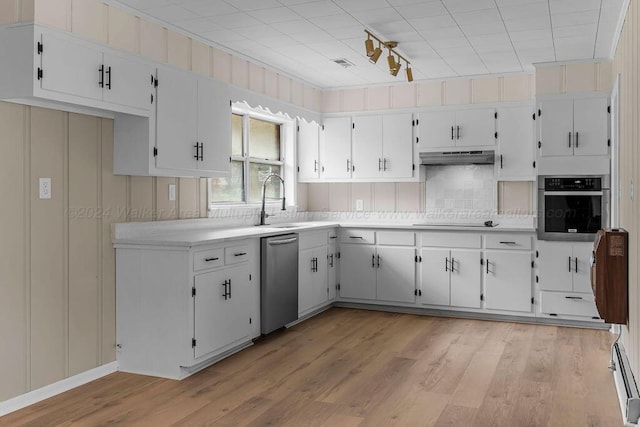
[113,219,535,248]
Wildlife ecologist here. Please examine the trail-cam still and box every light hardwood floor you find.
[1,308,622,426]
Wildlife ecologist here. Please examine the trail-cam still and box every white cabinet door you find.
[383,113,414,179]
[455,108,496,147]
[450,250,481,308]
[194,266,249,359]
[339,245,376,300]
[102,52,154,111]
[197,77,231,175]
[537,241,573,291]
[298,248,315,314]
[420,248,450,306]
[485,251,532,312]
[572,242,594,293]
[573,97,608,156]
[298,119,320,181]
[419,111,456,149]
[312,246,329,309]
[352,115,383,179]
[321,117,352,179]
[497,106,534,178]
[539,99,574,157]
[376,247,415,303]
[40,32,103,101]
[155,66,198,172]
[328,244,338,301]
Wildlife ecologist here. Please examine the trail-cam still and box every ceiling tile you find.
[222,0,281,12]
[442,0,496,13]
[289,1,344,18]
[504,17,551,31]
[553,23,598,38]
[176,17,222,33]
[408,14,457,30]
[146,5,198,21]
[180,0,239,16]
[498,2,549,20]
[460,22,509,36]
[395,2,450,19]
[452,9,502,26]
[247,7,300,24]
[209,12,264,28]
[419,26,466,40]
[271,19,319,34]
[549,0,601,15]
[430,37,472,50]
[334,0,392,13]
[350,7,404,24]
[307,13,360,30]
[551,10,600,27]
[119,0,173,9]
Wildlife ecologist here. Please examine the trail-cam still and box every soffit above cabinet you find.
[107,0,627,88]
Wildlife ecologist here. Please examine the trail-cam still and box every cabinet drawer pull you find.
[378,158,382,171]
[499,241,517,245]
[456,125,460,140]
[565,296,583,300]
[372,254,375,268]
[575,132,579,148]
[329,236,337,239]
[445,257,449,272]
[204,257,219,262]
[194,143,200,160]
[234,252,247,257]
[106,66,112,90]
[450,257,455,272]
[574,257,578,273]
[486,259,491,274]
[98,65,104,88]
[383,158,388,171]
[376,254,380,268]
[451,126,454,140]
[568,132,572,147]
[568,256,572,272]
[349,236,364,239]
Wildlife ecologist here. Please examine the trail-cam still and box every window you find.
[209,111,285,205]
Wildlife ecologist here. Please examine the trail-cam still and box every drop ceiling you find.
[110,0,627,88]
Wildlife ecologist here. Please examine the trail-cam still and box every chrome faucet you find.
[260,173,285,226]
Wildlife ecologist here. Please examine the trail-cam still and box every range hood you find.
[419,150,495,165]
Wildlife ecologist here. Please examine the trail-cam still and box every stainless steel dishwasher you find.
[261,234,299,334]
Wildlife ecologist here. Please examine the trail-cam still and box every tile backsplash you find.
[425,165,496,214]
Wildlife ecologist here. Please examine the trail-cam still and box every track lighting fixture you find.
[364,29,413,82]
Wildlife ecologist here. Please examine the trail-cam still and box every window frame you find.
[208,106,287,208]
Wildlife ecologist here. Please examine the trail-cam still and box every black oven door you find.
[543,192,602,234]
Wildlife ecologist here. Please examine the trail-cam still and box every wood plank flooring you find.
[1,308,622,426]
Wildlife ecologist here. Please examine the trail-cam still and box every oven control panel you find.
[544,177,602,191]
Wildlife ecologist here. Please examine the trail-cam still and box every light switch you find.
[355,199,364,211]
[39,178,51,199]
[168,184,176,201]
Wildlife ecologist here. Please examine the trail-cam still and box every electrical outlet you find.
[39,178,51,199]
[355,199,364,211]
[168,184,176,201]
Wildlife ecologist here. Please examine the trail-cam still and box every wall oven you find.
[538,175,610,241]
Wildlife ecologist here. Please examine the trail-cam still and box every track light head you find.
[369,46,382,63]
[406,66,413,82]
[387,53,396,71]
[365,38,375,57]
[390,60,402,76]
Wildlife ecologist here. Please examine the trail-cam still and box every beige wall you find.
[306,182,426,213]
[535,61,613,96]
[612,0,640,378]
[0,102,208,402]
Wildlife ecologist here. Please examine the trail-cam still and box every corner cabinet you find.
[115,239,260,380]
[113,65,232,177]
[0,24,154,116]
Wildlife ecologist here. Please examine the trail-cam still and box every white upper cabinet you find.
[197,77,232,175]
[497,106,535,179]
[349,113,414,180]
[418,108,495,150]
[382,113,414,179]
[352,115,383,179]
[114,65,232,177]
[0,25,154,116]
[321,117,352,180]
[297,119,321,182]
[539,97,608,157]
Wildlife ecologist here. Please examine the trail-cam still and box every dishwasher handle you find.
[268,237,298,245]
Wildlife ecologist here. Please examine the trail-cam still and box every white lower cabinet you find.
[328,239,338,301]
[484,251,532,312]
[298,231,332,316]
[420,248,481,308]
[339,229,416,303]
[194,265,250,359]
[537,240,600,320]
[376,246,416,303]
[340,244,377,300]
[115,239,258,380]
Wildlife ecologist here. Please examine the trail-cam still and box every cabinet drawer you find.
[224,244,249,265]
[539,291,600,318]
[327,228,338,243]
[421,232,481,248]
[299,231,327,250]
[485,234,532,250]
[339,229,375,245]
[193,248,224,271]
[377,231,415,246]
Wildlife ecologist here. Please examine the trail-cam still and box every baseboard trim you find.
[0,361,118,417]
